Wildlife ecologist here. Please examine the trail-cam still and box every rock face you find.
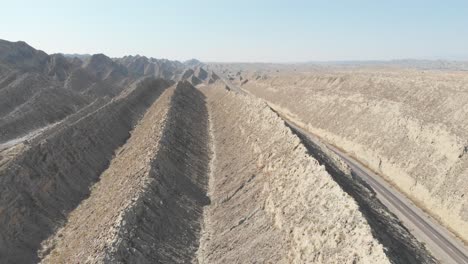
[195,67,209,81]
[0,86,90,142]
[196,84,390,263]
[241,69,468,242]
[189,74,203,86]
[0,79,172,263]
[40,81,210,263]
[82,54,128,80]
[184,58,203,67]
[115,55,186,80]
[36,82,395,264]
[0,39,189,148]
[287,122,436,263]
[0,39,443,263]
[0,40,49,71]
[183,66,222,86]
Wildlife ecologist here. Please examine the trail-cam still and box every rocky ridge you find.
[239,69,468,243]
[0,39,444,263]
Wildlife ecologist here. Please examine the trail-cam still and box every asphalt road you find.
[215,71,468,263]
[284,119,468,264]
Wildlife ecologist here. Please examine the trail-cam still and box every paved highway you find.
[285,120,468,264]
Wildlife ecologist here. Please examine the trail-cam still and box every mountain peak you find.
[184,59,203,67]
[83,53,127,79]
[0,39,49,71]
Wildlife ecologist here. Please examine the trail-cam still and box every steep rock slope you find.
[197,84,390,263]
[192,66,219,84]
[0,79,171,264]
[115,55,186,80]
[0,39,187,146]
[242,69,468,242]
[0,40,49,71]
[0,73,55,118]
[287,121,435,263]
[0,86,90,142]
[41,81,210,263]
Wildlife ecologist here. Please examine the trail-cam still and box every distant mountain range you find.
[0,39,213,145]
[304,59,468,71]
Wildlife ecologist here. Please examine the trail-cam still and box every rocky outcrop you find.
[0,40,49,71]
[0,79,171,264]
[182,66,222,86]
[184,58,203,67]
[0,73,53,118]
[197,84,390,263]
[115,55,187,80]
[40,81,210,263]
[181,68,195,80]
[286,122,436,263]
[0,39,452,263]
[0,87,90,142]
[189,74,203,86]
[83,54,128,81]
[208,72,220,84]
[0,39,187,148]
[242,69,468,242]
[195,67,208,81]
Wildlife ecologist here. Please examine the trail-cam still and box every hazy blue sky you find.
[2,0,468,62]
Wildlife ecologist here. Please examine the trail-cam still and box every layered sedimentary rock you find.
[241,69,468,242]
[0,39,188,148]
[1,38,454,263]
[115,55,186,80]
[0,79,171,263]
[41,81,210,263]
[197,84,390,263]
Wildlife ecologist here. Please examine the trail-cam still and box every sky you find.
[2,0,468,62]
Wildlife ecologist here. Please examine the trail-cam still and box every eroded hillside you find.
[0,40,445,263]
[197,84,391,263]
[235,68,468,243]
[0,78,172,263]
[37,82,399,264]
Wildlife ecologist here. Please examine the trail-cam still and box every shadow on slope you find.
[285,124,436,264]
[0,79,172,264]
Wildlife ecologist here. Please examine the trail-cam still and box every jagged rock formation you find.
[0,40,49,71]
[240,69,468,243]
[38,81,398,263]
[0,86,90,142]
[0,79,172,263]
[184,58,203,67]
[196,84,390,263]
[189,74,203,86]
[185,66,221,85]
[286,122,436,263]
[83,53,128,80]
[0,40,442,263]
[40,81,210,263]
[0,39,189,147]
[181,68,195,80]
[195,67,208,81]
[115,55,186,80]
